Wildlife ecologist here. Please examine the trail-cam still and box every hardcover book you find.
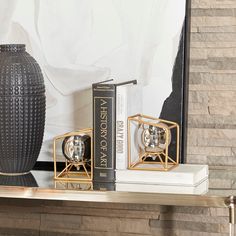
[116,179,209,195]
[115,164,209,187]
[93,80,137,182]
[116,83,142,170]
[93,81,116,182]
[93,182,116,191]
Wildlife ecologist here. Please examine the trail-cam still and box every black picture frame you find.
[158,0,190,164]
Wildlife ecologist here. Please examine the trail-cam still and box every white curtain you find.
[0,0,185,161]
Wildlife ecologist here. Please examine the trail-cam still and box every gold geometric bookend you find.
[54,180,93,190]
[128,114,179,171]
[53,128,93,181]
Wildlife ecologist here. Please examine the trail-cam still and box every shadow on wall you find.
[73,88,93,130]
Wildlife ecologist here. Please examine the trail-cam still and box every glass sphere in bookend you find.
[138,123,171,155]
[53,128,93,181]
[0,44,45,175]
[128,114,179,171]
[62,134,91,165]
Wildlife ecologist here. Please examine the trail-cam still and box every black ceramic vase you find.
[0,172,38,187]
[0,44,45,175]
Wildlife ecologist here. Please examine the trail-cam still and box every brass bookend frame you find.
[54,180,93,191]
[128,114,179,171]
[53,128,93,181]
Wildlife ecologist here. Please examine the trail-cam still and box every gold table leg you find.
[227,196,236,236]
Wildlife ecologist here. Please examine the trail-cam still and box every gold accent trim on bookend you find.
[53,128,93,182]
[54,180,93,191]
[128,114,179,171]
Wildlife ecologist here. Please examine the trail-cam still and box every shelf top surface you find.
[0,166,234,208]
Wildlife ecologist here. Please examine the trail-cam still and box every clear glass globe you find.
[62,134,91,163]
[138,123,171,154]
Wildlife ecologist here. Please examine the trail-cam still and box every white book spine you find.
[116,86,128,169]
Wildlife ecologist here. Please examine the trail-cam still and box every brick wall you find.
[0,200,230,236]
[187,0,236,167]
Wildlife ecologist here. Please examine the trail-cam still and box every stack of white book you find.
[114,81,209,195]
[115,164,209,195]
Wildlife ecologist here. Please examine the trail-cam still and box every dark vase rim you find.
[0,44,25,46]
[0,44,26,52]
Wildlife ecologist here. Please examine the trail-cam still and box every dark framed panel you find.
[159,1,191,163]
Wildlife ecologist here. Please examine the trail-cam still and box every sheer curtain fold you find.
[0,0,185,161]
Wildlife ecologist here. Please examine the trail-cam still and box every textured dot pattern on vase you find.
[0,44,46,174]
